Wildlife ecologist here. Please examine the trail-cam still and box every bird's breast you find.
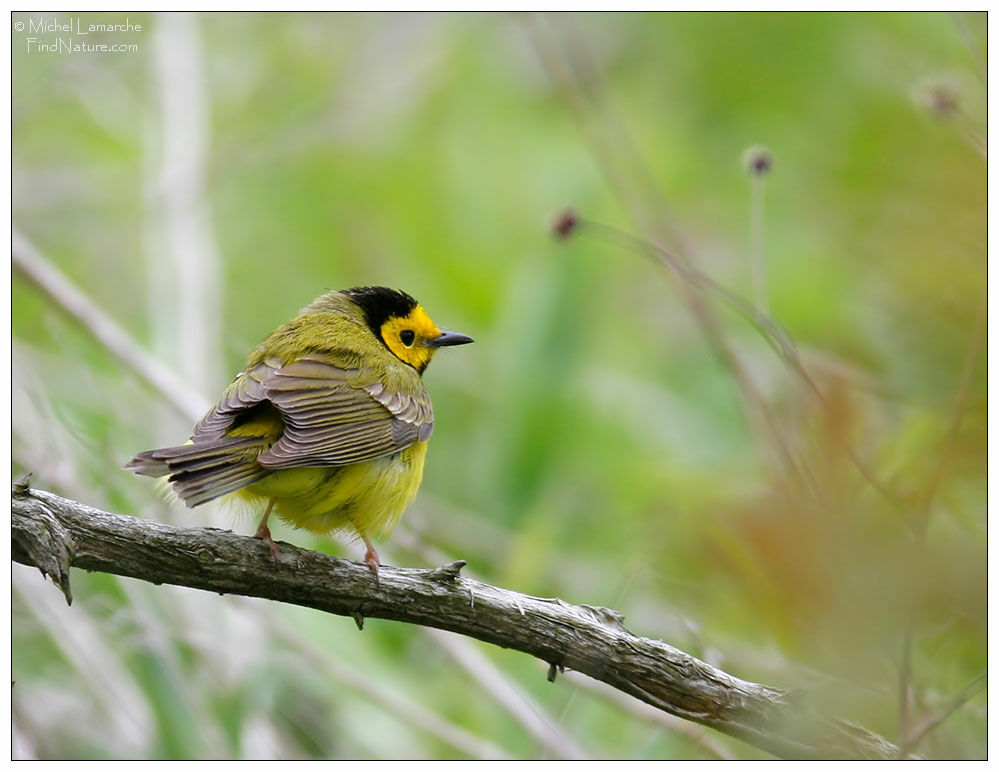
[240,441,429,539]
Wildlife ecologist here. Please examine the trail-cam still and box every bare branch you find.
[12,231,583,759]
[13,486,905,760]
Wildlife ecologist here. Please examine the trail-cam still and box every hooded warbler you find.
[127,286,473,575]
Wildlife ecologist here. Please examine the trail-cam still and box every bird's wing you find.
[191,354,434,469]
[191,358,273,441]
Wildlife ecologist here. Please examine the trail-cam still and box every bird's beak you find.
[428,330,474,347]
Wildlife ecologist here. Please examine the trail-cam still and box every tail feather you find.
[171,463,269,507]
[126,436,270,507]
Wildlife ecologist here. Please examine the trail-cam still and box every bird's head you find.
[343,286,473,373]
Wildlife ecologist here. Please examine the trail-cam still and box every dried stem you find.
[897,291,986,747]
[424,627,587,759]
[148,12,224,394]
[12,228,210,422]
[573,217,903,508]
[913,291,986,540]
[523,14,842,511]
[950,12,986,85]
[372,545,588,759]
[902,673,987,756]
[749,172,769,313]
[562,671,738,760]
[257,602,513,759]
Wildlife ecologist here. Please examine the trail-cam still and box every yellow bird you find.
[127,286,473,575]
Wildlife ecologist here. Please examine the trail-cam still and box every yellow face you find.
[379,305,443,372]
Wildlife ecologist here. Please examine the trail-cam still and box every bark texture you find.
[12,486,902,760]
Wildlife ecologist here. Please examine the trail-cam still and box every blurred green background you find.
[12,12,985,760]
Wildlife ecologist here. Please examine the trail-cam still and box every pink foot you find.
[254,522,280,561]
[364,542,380,582]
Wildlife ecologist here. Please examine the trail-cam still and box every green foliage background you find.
[13,12,985,760]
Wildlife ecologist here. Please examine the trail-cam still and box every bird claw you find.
[254,523,280,562]
[364,543,380,585]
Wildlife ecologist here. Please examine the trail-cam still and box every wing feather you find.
[192,358,276,442]
[191,352,434,470]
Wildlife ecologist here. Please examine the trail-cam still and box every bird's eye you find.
[400,330,415,347]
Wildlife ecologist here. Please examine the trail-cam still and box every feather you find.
[131,344,435,500]
[126,436,271,507]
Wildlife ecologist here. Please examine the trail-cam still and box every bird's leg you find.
[361,535,380,581]
[254,498,279,561]
[346,515,381,582]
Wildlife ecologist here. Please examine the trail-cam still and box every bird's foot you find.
[363,542,380,583]
[254,522,280,561]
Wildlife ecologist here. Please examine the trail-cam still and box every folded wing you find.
[193,354,435,470]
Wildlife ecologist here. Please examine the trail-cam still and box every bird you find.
[126,286,473,577]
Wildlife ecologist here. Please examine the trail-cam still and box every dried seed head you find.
[743,145,773,176]
[915,76,960,119]
[552,208,579,239]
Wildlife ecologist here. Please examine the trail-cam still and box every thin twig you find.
[959,124,987,159]
[950,12,986,85]
[897,291,986,744]
[562,671,737,760]
[897,632,914,747]
[573,217,904,508]
[257,602,513,760]
[522,14,835,511]
[901,672,987,755]
[12,229,210,422]
[426,628,588,759]
[12,569,156,752]
[525,14,914,512]
[913,291,986,539]
[362,544,589,759]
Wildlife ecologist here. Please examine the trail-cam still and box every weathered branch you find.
[11,234,584,759]
[12,486,903,760]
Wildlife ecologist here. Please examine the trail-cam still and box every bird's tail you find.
[126,437,271,508]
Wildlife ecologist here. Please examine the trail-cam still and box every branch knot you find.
[424,559,467,584]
